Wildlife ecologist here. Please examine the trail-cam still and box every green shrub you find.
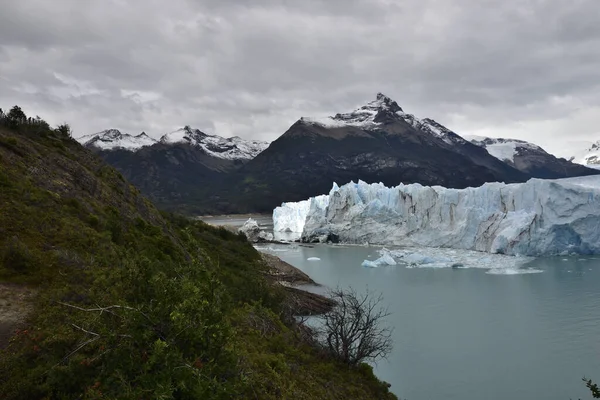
[1,237,36,274]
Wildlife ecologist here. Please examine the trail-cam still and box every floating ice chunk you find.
[361,251,397,268]
[307,257,321,261]
[486,268,544,275]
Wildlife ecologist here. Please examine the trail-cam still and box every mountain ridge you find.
[78,94,599,214]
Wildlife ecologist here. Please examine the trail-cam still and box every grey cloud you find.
[0,0,599,154]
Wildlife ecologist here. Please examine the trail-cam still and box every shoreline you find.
[260,252,335,315]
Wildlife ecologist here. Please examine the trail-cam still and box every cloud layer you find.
[1,0,599,156]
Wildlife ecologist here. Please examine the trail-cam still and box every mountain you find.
[229,93,529,213]
[80,94,598,215]
[570,140,600,170]
[159,126,269,161]
[0,113,396,399]
[76,129,157,151]
[467,136,599,178]
[81,126,269,210]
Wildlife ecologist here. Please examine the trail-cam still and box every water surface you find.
[203,215,600,400]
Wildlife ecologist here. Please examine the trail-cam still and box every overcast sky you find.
[1,0,599,157]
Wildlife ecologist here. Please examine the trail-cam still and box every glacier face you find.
[272,184,337,237]
[272,177,600,256]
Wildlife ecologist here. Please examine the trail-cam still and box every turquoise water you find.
[259,245,600,400]
[204,215,600,399]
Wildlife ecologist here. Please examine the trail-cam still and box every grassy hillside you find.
[0,111,396,399]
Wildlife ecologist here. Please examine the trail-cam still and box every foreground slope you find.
[0,118,395,399]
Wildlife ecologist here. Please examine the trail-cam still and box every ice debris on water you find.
[360,248,540,274]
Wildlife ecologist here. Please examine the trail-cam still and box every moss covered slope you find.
[0,119,396,399]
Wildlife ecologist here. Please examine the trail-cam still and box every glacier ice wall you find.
[272,184,338,236]
[272,177,600,256]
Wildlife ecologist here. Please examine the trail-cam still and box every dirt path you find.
[0,283,36,349]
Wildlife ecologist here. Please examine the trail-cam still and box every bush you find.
[1,237,36,274]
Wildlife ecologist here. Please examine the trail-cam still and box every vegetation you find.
[0,107,396,399]
[583,377,600,398]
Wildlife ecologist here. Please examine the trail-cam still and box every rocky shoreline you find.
[260,252,335,315]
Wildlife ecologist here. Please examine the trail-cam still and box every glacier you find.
[272,177,600,256]
[272,186,336,235]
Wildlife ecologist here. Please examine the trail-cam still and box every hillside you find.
[0,109,396,399]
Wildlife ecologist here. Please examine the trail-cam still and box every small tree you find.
[7,105,26,123]
[56,123,72,138]
[319,287,393,366]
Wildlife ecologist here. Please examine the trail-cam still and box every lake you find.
[203,215,600,400]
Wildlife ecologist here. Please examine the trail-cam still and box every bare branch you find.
[71,323,100,336]
[317,287,393,366]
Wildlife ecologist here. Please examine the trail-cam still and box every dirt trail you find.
[0,283,36,349]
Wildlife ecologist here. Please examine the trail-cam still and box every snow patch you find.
[468,136,544,163]
[571,140,600,166]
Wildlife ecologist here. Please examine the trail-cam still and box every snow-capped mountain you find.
[77,129,157,151]
[570,140,600,169]
[159,126,269,161]
[78,94,599,215]
[80,126,269,161]
[302,93,467,146]
[81,126,270,213]
[237,93,528,212]
[467,135,598,179]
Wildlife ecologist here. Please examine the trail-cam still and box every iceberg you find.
[238,218,273,243]
[272,177,600,256]
[361,250,397,268]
